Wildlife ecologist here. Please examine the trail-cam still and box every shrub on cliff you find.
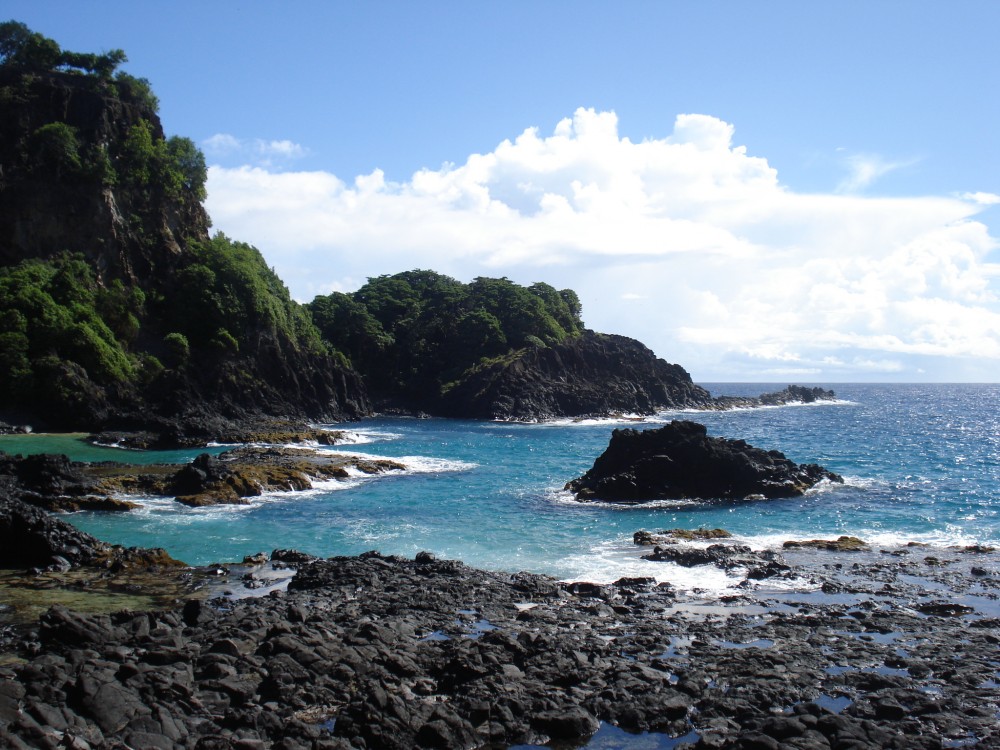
[163,233,325,358]
[0,254,137,412]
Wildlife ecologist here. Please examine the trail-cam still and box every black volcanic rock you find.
[438,331,713,420]
[565,420,842,502]
[3,549,999,749]
[711,384,838,410]
[0,492,182,570]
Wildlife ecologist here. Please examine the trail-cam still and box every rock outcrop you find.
[0,492,183,571]
[438,331,713,420]
[566,420,843,502]
[0,453,139,512]
[1,447,408,511]
[161,447,406,507]
[710,384,838,410]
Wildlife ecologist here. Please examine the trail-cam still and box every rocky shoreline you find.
[1,492,998,749]
[0,445,406,513]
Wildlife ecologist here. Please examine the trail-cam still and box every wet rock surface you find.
[708,385,838,410]
[156,447,406,508]
[1,447,408,511]
[87,420,353,451]
[0,544,997,749]
[0,493,186,577]
[565,420,843,503]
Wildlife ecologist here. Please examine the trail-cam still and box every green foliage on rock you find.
[119,120,206,204]
[308,269,584,403]
[164,233,325,357]
[0,254,137,402]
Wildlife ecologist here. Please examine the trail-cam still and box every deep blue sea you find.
[3,383,998,595]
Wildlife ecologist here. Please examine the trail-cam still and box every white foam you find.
[556,538,744,596]
[312,425,404,445]
[547,488,704,511]
[506,398,854,428]
[326,449,477,474]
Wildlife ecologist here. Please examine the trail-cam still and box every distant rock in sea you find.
[565,420,842,502]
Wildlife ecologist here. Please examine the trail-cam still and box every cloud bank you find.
[204,109,1000,381]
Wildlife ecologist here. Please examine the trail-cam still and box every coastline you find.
[1,532,998,748]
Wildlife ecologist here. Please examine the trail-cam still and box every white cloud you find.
[202,133,309,168]
[836,153,917,193]
[961,191,1000,205]
[204,108,1000,381]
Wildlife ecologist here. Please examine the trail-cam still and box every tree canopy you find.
[308,270,584,402]
[0,21,126,78]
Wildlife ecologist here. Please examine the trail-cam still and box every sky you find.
[7,1,1000,382]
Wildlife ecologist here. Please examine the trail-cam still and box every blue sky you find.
[7,1,1000,381]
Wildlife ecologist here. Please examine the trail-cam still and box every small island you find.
[565,420,843,503]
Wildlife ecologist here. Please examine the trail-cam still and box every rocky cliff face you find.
[0,66,370,434]
[437,330,713,420]
[0,68,206,280]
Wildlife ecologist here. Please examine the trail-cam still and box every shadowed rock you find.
[566,420,843,502]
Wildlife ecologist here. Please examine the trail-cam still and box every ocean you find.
[3,383,998,596]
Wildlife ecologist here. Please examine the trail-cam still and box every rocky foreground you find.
[1,495,998,749]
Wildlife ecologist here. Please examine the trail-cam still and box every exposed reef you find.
[565,420,843,503]
[0,446,406,511]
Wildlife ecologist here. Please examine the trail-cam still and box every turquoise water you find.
[7,384,999,591]
[0,433,229,465]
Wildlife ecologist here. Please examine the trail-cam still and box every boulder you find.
[783,536,868,552]
[566,420,842,502]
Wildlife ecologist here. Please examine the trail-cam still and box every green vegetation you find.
[308,270,584,400]
[0,23,370,426]
[0,21,126,77]
[163,233,325,356]
[119,120,207,203]
[0,233,335,418]
[0,23,593,424]
[0,254,137,402]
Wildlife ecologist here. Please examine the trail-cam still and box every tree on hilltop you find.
[0,20,126,78]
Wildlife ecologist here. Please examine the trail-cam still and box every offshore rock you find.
[166,448,406,507]
[565,420,842,502]
[437,330,713,420]
[710,385,838,410]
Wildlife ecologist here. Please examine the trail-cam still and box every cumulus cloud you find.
[204,108,1000,381]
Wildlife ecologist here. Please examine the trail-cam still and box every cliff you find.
[438,330,713,419]
[0,40,370,436]
[309,272,714,420]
